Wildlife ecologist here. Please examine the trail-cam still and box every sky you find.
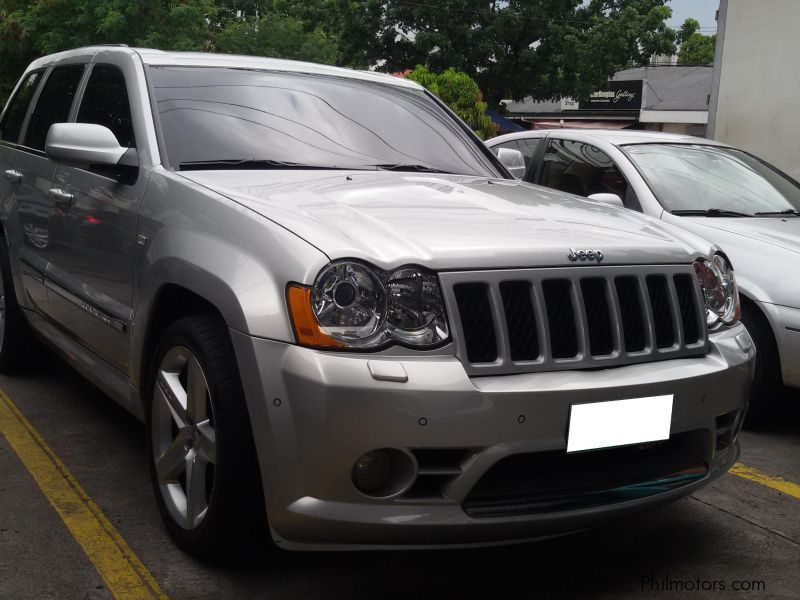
[666,0,719,33]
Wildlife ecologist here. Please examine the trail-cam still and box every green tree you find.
[0,0,340,101]
[295,0,678,105]
[406,65,497,139]
[676,18,715,65]
[0,0,217,99]
[215,13,339,63]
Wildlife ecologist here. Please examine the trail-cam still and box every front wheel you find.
[145,316,266,555]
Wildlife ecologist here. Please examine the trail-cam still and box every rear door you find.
[6,62,87,311]
[45,59,144,372]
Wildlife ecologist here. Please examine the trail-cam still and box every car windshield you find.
[149,66,502,177]
[623,143,800,216]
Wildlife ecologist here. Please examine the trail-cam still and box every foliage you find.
[295,1,678,104]
[214,13,339,63]
[0,0,339,100]
[406,65,497,139]
[676,18,715,65]
[0,1,684,109]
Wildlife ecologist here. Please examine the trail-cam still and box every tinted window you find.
[150,67,502,177]
[0,71,44,143]
[77,65,135,147]
[540,139,628,198]
[24,64,85,151]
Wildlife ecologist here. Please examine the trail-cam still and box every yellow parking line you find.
[730,462,800,500]
[0,388,167,600]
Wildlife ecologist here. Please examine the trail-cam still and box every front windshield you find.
[624,143,800,216]
[149,66,502,177]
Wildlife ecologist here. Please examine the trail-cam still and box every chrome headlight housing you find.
[693,254,740,327]
[290,260,450,350]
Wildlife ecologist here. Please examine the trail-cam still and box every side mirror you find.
[588,192,625,209]
[45,123,134,168]
[496,147,526,179]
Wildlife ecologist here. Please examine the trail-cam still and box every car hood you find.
[181,170,704,270]
[678,217,800,256]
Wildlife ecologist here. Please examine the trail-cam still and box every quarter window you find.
[540,139,629,199]
[77,65,135,148]
[0,71,44,143]
[24,64,85,151]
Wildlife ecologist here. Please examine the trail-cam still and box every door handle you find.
[48,188,74,210]
[4,169,23,184]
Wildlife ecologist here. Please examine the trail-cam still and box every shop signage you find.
[585,80,643,110]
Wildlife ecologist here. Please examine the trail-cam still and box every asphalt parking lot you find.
[1,357,798,600]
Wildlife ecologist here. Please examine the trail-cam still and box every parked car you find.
[0,47,754,555]
[488,129,799,425]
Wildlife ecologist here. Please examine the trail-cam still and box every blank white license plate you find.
[567,395,673,453]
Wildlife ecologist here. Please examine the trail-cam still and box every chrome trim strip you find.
[44,279,128,333]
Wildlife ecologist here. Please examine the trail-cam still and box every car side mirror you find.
[496,147,526,179]
[587,192,625,209]
[45,123,136,169]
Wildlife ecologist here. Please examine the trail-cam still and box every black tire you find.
[145,315,266,556]
[0,236,37,373]
[740,302,783,429]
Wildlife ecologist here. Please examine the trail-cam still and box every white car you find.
[487,129,800,425]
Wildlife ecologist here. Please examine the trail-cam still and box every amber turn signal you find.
[286,284,347,349]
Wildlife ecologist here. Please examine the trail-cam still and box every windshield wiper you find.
[753,209,800,217]
[178,159,348,171]
[370,163,450,174]
[671,208,752,218]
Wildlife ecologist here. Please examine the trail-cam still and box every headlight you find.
[693,254,740,326]
[288,260,450,350]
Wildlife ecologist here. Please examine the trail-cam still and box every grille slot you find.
[443,265,707,376]
[581,278,614,356]
[542,279,578,359]
[499,281,540,361]
[646,275,675,349]
[453,283,497,363]
[615,276,647,352]
[674,274,701,345]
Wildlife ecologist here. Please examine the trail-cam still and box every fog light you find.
[352,449,392,493]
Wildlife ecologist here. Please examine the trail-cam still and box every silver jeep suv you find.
[0,47,754,554]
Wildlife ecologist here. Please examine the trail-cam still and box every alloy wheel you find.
[151,346,217,530]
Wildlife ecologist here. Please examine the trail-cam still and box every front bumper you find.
[230,323,754,550]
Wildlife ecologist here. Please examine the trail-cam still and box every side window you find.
[77,65,135,148]
[0,71,44,143]
[540,139,629,200]
[24,64,85,151]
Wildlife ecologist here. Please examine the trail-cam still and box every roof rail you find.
[93,43,130,47]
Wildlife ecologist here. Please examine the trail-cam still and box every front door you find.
[45,62,145,372]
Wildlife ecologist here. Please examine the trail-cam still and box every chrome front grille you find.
[439,265,708,376]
